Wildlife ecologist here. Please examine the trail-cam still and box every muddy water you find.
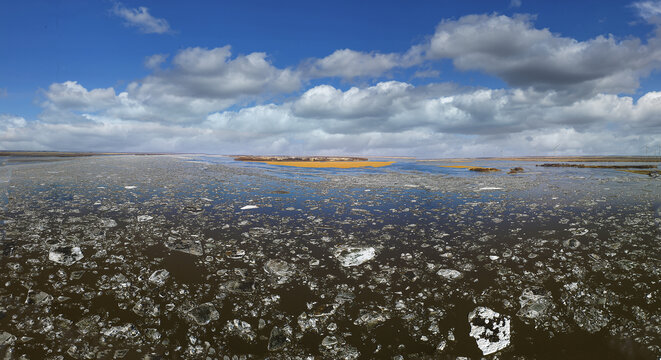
[0,155,659,359]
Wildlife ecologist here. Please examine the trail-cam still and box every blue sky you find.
[1,0,661,156]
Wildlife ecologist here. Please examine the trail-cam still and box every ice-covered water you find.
[0,155,659,359]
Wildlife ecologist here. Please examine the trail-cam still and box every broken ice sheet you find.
[436,268,463,280]
[137,215,153,222]
[187,303,219,325]
[148,269,170,286]
[468,306,511,355]
[48,245,84,266]
[334,246,376,267]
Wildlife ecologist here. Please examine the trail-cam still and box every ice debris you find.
[334,246,376,267]
[48,246,84,266]
[148,269,170,286]
[137,215,153,222]
[468,306,511,355]
[268,326,289,351]
[187,303,219,325]
[240,205,258,210]
[437,268,463,280]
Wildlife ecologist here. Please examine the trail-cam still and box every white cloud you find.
[40,46,301,124]
[633,1,661,23]
[111,3,171,34]
[422,14,659,95]
[144,54,168,69]
[510,0,522,8]
[302,49,404,79]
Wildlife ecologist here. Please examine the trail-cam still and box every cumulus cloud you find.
[40,46,301,124]
[422,14,659,95]
[111,3,171,34]
[302,49,404,79]
[11,78,659,156]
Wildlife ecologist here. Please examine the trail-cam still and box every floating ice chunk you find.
[268,326,289,351]
[518,287,553,320]
[264,259,293,278]
[124,186,137,189]
[241,205,258,210]
[573,307,609,333]
[334,247,376,267]
[100,218,117,228]
[49,246,84,266]
[187,303,219,325]
[0,331,16,345]
[148,269,169,286]
[226,319,256,341]
[102,323,140,338]
[137,215,153,222]
[468,306,511,355]
[437,268,463,280]
[489,255,500,261]
[478,187,503,191]
[321,335,338,348]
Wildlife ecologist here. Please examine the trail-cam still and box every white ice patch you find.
[48,246,84,266]
[468,306,511,355]
[334,247,376,267]
[478,187,503,191]
[240,205,258,210]
[124,186,137,189]
[436,268,463,280]
[137,215,153,222]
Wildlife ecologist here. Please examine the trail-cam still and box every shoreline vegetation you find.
[438,165,501,172]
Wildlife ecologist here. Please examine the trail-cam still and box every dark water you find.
[0,155,659,359]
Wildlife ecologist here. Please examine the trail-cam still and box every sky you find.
[1,0,661,157]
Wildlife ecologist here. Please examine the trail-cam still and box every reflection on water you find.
[0,155,659,359]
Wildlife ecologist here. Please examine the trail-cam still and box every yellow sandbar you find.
[257,161,394,168]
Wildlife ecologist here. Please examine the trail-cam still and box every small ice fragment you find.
[437,268,463,280]
[187,303,219,325]
[0,331,16,345]
[124,186,137,189]
[148,269,170,286]
[49,246,84,266]
[268,326,288,351]
[241,205,258,210]
[334,247,376,267]
[137,215,153,222]
[489,255,500,261]
[478,187,503,191]
[468,306,510,355]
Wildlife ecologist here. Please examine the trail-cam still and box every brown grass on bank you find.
[438,165,500,172]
